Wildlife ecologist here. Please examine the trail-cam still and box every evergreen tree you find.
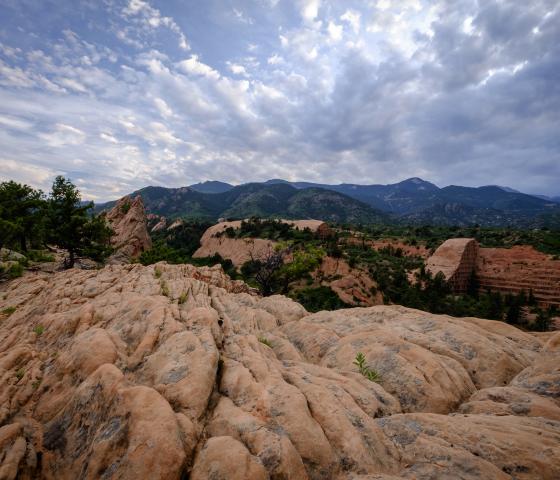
[0,181,45,251]
[47,176,112,268]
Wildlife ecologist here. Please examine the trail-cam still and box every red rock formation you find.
[477,246,560,307]
[426,238,478,292]
[105,195,152,262]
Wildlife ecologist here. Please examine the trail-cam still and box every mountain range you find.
[97,178,560,228]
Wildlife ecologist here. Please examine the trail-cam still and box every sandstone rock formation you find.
[426,240,560,307]
[0,263,559,479]
[426,238,478,292]
[193,220,331,267]
[477,245,560,308]
[193,221,276,267]
[314,256,383,306]
[105,196,152,263]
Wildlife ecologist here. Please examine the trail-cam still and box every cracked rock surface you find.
[0,263,559,479]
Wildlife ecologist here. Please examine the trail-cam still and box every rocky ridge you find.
[0,263,559,479]
[105,196,152,263]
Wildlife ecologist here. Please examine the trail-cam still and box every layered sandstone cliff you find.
[426,239,560,306]
[1,263,559,479]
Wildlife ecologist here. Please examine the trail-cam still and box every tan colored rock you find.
[0,262,559,479]
[426,238,478,292]
[105,195,152,262]
[193,219,331,267]
[376,413,560,480]
[315,256,383,306]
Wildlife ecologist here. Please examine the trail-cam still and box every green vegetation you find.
[360,224,560,256]
[15,368,25,380]
[258,337,273,348]
[1,262,24,279]
[47,176,113,268]
[138,216,559,331]
[178,292,188,304]
[34,325,45,336]
[291,286,350,313]
[120,202,131,214]
[160,280,170,297]
[353,352,381,383]
[1,306,16,317]
[218,218,316,242]
[0,176,113,271]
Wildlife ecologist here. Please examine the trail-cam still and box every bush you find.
[1,306,16,317]
[291,286,349,313]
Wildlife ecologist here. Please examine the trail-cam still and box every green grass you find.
[178,292,188,304]
[160,280,170,297]
[1,306,16,317]
[258,337,273,348]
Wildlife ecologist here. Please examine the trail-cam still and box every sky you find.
[0,0,558,201]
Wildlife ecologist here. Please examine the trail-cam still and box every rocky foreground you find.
[0,263,559,479]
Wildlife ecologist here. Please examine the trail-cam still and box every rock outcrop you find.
[426,238,478,292]
[105,196,152,263]
[426,240,560,307]
[193,220,331,268]
[477,245,560,308]
[0,263,559,479]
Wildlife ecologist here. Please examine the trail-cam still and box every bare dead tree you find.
[249,246,287,296]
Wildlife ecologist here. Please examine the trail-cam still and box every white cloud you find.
[267,54,284,65]
[298,0,320,22]
[227,62,249,77]
[327,21,343,41]
[178,55,220,80]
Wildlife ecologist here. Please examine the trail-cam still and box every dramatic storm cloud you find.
[0,0,558,200]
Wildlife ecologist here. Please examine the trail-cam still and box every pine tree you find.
[47,176,112,268]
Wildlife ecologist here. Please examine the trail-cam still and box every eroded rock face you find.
[0,263,559,479]
[105,195,152,262]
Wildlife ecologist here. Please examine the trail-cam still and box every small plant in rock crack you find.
[160,280,170,297]
[258,337,273,348]
[34,325,45,336]
[354,352,381,383]
[1,306,16,317]
[15,368,25,381]
[154,267,162,278]
[178,292,188,304]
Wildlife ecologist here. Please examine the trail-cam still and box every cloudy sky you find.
[0,0,558,200]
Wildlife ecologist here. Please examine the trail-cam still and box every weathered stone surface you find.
[105,195,152,262]
[426,238,478,293]
[0,263,559,479]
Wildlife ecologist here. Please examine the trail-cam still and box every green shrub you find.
[15,368,24,380]
[34,325,45,336]
[178,292,188,304]
[291,286,349,313]
[258,337,273,348]
[154,267,162,278]
[1,306,16,317]
[160,280,169,297]
[27,250,55,262]
[353,352,381,383]
[6,262,24,278]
